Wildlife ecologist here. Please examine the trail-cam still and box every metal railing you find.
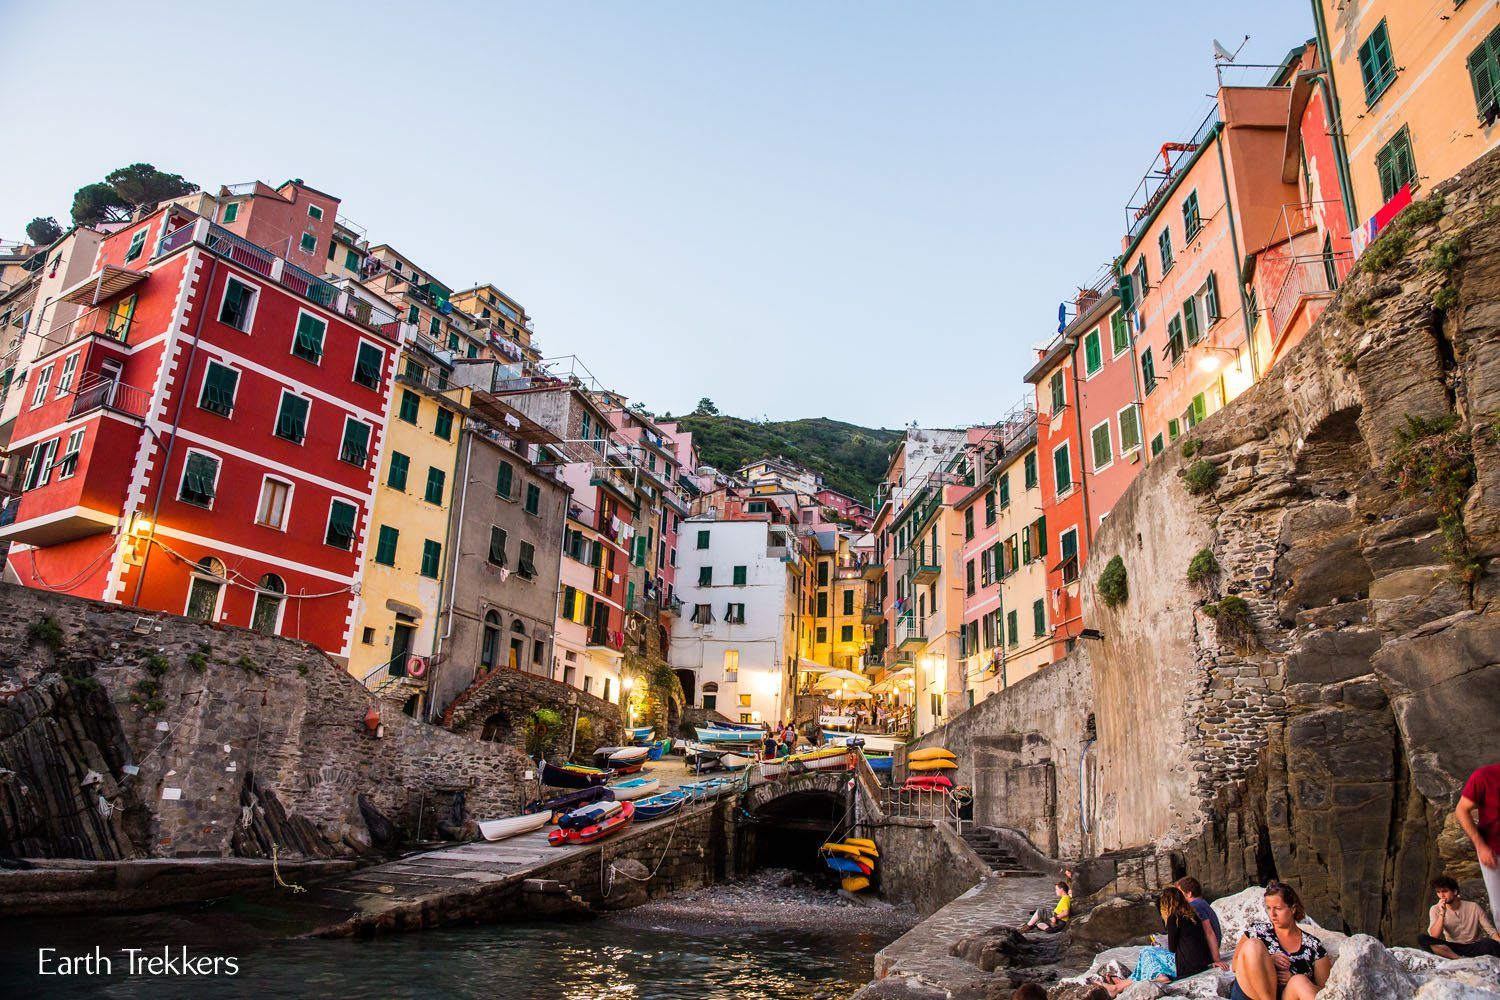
[895,611,925,647]
[67,376,151,420]
[0,496,19,527]
[1125,106,1221,242]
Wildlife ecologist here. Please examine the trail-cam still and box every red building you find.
[0,206,398,659]
[1069,285,1145,525]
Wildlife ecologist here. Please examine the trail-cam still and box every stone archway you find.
[738,771,853,874]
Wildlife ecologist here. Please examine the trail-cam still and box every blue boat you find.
[866,754,894,774]
[633,789,688,821]
[694,725,765,745]
[626,725,655,743]
[646,738,674,761]
[824,855,870,875]
[680,777,739,801]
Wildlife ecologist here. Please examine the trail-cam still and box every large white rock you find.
[1116,983,1163,1000]
[1062,946,1142,984]
[1319,934,1417,1000]
[1415,955,1500,997]
[1413,981,1500,1000]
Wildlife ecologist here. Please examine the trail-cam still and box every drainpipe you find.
[1214,135,1261,382]
[429,427,474,721]
[1068,339,1095,548]
[1310,3,1361,231]
[132,254,219,608]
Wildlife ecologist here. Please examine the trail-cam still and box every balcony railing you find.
[1266,254,1351,347]
[912,548,941,584]
[587,629,625,652]
[66,376,151,421]
[895,611,926,649]
[0,496,19,528]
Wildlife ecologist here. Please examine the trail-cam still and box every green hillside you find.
[671,413,901,504]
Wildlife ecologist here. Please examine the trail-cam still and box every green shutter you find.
[998,473,1010,507]
[526,483,541,515]
[387,452,409,490]
[424,467,445,505]
[489,526,508,566]
[1022,526,1031,563]
[399,390,420,423]
[420,540,441,578]
[375,525,399,566]
[340,420,370,465]
[1084,332,1102,374]
[496,460,513,498]
[1118,271,1135,312]
[275,393,308,442]
[199,363,238,416]
[733,565,747,585]
[1183,296,1199,344]
[1053,444,1071,492]
[326,501,356,549]
[1060,529,1078,562]
[180,452,219,505]
[1033,599,1046,637]
[1111,310,1129,354]
[1141,348,1156,390]
[1007,610,1018,646]
[354,343,383,389]
[293,314,325,362]
[434,407,453,440]
[1036,516,1047,558]
[1204,272,1220,322]
[1471,26,1500,120]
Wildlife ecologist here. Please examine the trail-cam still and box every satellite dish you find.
[1212,39,1235,62]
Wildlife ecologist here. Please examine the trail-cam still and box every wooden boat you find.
[626,725,655,743]
[903,774,954,792]
[695,725,766,745]
[607,776,660,801]
[908,758,957,772]
[822,730,904,755]
[758,745,853,779]
[548,801,634,845]
[478,811,550,842]
[525,785,613,818]
[646,738,674,761]
[542,760,613,789]
[633,789,688,821]
[717,749,756,770]
[557,799,623,830]
[908,746,957,762]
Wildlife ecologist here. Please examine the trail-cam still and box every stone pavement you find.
[867,871,1056,997]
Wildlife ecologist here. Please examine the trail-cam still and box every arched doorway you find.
[739,787,848,874]
[251,573,284,634]
[480,611,501,670]
[509,620,526,670]
[702,681,719,713]
[185,557,226,622]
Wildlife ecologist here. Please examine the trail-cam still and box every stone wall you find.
[0,584,532,861]
[910,652,1093,859]
[444,663,623,758]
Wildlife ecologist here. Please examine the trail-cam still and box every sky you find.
[0,1,1311,429]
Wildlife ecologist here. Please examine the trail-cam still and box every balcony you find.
[862,560,884,581]
[66,376,151,422]
[862,603,884,625]
[587,629,625,653]
[895,611,926,650]
[912,548,941,584]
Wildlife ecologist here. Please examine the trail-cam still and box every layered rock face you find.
[1078,149,1500,940]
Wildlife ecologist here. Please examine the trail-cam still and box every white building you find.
[670,516,799,726]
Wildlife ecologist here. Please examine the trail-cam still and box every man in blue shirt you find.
[1176,877,1227,970]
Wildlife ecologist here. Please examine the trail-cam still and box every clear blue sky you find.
[0,1,1310,428]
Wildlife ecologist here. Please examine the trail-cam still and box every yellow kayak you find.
[823,842,879,860]
[841,875,871,893]
[909,758,958,771]
[908,747,957,762]
[844,837,877,851]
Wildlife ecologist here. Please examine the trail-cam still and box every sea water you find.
[0,870,917,999]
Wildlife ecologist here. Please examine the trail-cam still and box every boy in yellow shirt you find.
[1021,881,1071,933]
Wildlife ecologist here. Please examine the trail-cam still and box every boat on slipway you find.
[541,760,613,789]
[758,745,854,779]
[694,725,765,745]
[477,811,550,842]
[821,730,904,755]
[633,789,688,821]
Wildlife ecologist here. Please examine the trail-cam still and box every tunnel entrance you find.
[738,789,848,875]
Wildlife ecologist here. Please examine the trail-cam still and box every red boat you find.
[547,801,634,845]
[903,774,954,793]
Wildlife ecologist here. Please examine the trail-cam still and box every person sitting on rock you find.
[1230,881,1330,1000]
[1176,876,1229,970]
[1020,881,1071,933]
[1098,885,1214,996]
[1419,875,1500,960]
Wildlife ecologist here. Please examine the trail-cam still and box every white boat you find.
[695,725,765,745]
[478,811,550,842]
[607,777,661,801]
[759,745,855,779]
[717,750,757,770]
[821,730,904,755]
[609,746,651,766]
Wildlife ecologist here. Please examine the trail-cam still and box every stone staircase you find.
[961,828,1033,877]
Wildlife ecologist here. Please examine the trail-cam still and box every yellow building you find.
[802,531,874,672]
[450,284,541,363]
[1314,1,1500,227]
[348,344,468,705]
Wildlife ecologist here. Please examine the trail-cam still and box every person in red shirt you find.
[1457,763,1500,927]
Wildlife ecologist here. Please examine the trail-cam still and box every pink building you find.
[1069,286,1145,526]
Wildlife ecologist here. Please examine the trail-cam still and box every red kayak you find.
[547,801,634,845]
[903,774,954,792]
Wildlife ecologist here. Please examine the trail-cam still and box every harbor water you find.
[0,870,917,999]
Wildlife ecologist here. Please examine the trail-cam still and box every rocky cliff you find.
[1077,147,1500,941]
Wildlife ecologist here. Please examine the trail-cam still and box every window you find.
[256,477,291,529]
[56,429,85,479]
[30,364,52,409]
[345,249,360,271]
[1049,370,1065,412]
[219,277,257,331]
[434,406,454,440]
[420,539,441,578]
[1133,256,1149,301]
[1090,421,1112,472]
[1168,418,1181,442]
[815,626,828,644]
[1083,329,1102,376]
[1151,433,1165,457]
[518,541,538,579]
[816,591,828,617]
[1052,442,1072,495]
[125,229,147,263]
[424,466,445,505]
[1060,528,1079,583]
[1182,190,1202,240]
[179,451,220,507]
[747,500,767,513]
[817,561,830,585]
[1032,598,1047,637]
[1358,19,1397,105]
[965,559,976,596]
[840,624,853,642]
[1188,393,1208,428]
[1200,273,1221,325]
[726,603,746,624]
[385,452,410,491]
[1376,127,1417,203]
[1023,452,1038,489]
[292,313,326,363]
[199,361,238,416]
[1110,310,1130,357]
[496,460,514,498]
[964,507,975,541]
[104,294,136,340]
[223,202,239,224]
[733,565,747,585]
[299,233,317,254]
[326,500,357,549]
[374,525,399,566]
[842,589,854,615]
[340,419,371,466]
[396,389,420,424]
[1006,610,1018,647]
[353,343,384,390]
[274,392,309,443]
[1166,314,1185,364]
[1471,23,1500,124]
[1183,295,1199,346]
[307,204,324,221]
[998,473,1010,509]
[1158,226,1174,273]
[55,354,79,398]
[1141,347,1157,394]
[23,439,58,490]
[699,566,713,586]
[1119,405,1142,455]
[488,526,508,566]
[696,529,710,549]
[524,483,541,515]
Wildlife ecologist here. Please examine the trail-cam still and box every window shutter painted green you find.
[340,421,370,465]
[1036,516,1047,558]
[489,526,508,566]
[1471,27,1500,120]
[1084,332,1102,374]
[496,461,513,498]
[1007,610,1018,646]
[1061,529,1078,562]
[354,343,383,389]
[1111,310,1129,354]
[1204,272,1220,321]
[1033,599,1046,637]
[200,363,238,416]
[424,467,445,505]
[1053,444,1071,492]
[434,407,453,440]
[375,526,399,565]
[1118,271,1135,312]
[733,565,747,585]
[275,394,309,443]
[998,473,1010,508]
[326,501,356,549]
[293,314,325,362]
[388,452,409,490]
[1021,526,1031,563]
[1183,296,1199,344]
[420,540,441,578]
